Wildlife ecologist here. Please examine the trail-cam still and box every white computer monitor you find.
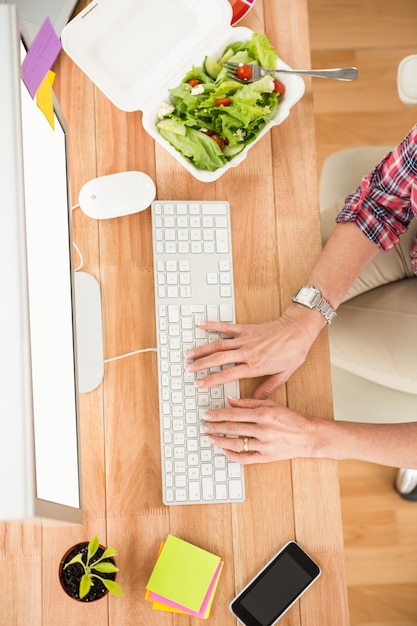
[3,0,79,39]
[0,5,83,523]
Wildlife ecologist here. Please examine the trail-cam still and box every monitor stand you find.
[74,271,104,393]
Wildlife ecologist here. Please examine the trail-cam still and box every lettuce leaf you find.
[246,32,278,70]
[157,123,226,171]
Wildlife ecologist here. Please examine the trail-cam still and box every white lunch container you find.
[61,0,305,182]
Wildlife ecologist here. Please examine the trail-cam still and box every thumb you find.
[253,373,285,399]
[227,396,277,409]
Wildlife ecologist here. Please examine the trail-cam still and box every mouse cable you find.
[71,204,84,271]
[72,240,84,271]
[103,347,157,363]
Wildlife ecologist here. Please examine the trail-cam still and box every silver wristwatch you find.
[292,286,337,324]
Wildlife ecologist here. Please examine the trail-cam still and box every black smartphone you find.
[229,541,321,626]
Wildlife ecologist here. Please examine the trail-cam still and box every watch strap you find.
[314,295,337,324]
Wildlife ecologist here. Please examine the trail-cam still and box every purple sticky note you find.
[21,18,62,98]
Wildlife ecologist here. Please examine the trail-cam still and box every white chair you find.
[319,55,417,500]
[397,54,417,105]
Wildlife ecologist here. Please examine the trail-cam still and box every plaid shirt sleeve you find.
[336,125,417,269]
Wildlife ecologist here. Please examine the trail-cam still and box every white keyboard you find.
[152,200,245,505]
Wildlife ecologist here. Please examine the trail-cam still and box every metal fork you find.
[224,61,358,82]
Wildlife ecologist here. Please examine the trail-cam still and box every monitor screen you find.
[19,40,81,513]
[19,40,82,515]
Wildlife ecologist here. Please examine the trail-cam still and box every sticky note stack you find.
[21,18,62,129]
[145,534,223,619]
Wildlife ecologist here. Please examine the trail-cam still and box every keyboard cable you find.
[71,204,157,365]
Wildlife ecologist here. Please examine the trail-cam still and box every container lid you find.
[61,0,233,112]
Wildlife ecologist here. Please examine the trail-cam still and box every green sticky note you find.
[146,535,221,612]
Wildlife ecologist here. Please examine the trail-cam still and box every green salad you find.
[156,33,283,172]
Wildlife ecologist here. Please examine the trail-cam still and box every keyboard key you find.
[174,461,186,473]
[204,242,215,254]
[189,482,201,501]
[216,216,228,228]
[175,474,187,488]
[206,273,218,285]
[202,477,214,500]
[201,463,213,476]
[214,456,226,468]
[216,484,228,500]
[203,216,214,227]
[220,285,232,297]
[175,489,187,502]
[188,467,200,480]
[215,470,227,482]
[216,229,229,253]
[229,480,244,500]
[202,203,227,214]
[187,439,198,452]
[163,203,175,214]
[220,272,231,284]
[220,303,233,321]
[188,453,199,466]
[228,462,242,478]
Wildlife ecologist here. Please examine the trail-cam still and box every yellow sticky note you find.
[36,70,55,129]
[152,600,187,614]
[145,534,221,613]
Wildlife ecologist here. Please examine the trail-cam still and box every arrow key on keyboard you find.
[189,482,201,501]
[229,480,243,500]
[220,303,233,322]
[202,477,214,500]
[215,483,228,500]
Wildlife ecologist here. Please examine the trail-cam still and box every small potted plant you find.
[59,535,124,602]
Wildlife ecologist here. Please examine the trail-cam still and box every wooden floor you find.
[308,2,417,625]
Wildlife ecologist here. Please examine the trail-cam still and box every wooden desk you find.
[0,0,350,623]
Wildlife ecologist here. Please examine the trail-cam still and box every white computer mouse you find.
[78,171,156,219]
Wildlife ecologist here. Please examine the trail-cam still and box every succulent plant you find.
[63,535,124,599]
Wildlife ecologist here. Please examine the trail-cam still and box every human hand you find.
[186,305,324,398]
[200,396,317,464]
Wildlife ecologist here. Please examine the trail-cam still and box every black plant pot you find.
[59,542,117,603]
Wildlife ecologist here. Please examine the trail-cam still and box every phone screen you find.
[230,542,321,626]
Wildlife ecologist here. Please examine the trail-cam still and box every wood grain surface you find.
[0,1,350,624]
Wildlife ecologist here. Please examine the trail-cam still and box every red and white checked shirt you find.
[336,124,417,276]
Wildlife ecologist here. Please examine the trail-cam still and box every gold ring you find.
[242,436,249,453]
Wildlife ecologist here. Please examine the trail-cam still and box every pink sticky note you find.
[21,18,62,98]
[149,561,223,618]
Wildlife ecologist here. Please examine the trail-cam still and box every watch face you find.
[293,287,336,323]
[296,286,319,306]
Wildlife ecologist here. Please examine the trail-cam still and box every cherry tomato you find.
[201,130,228,148]
[188,79,200,87]
[210,134,227,149]
[215,97,231,106]
[273,80,286,95]
[236,64,252,81]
